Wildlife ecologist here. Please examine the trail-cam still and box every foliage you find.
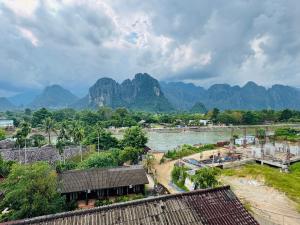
[171,165,188,191]
[274,128,300,141]
[95,199,113,207]
[80,151,120,169]
[0,129,5,141]
[84,127,119,150]
[55,161,77,173]
[0,155,15,178]
[222,163,300,211]
[119,147,141,164]
[32,108,52,127]
[143,153,155,173]
[43,117,56,144]
[164,144,215,160]
[14,121,31,148]
[121,126,148,149]
[192,167,220,189]
[0,162,65,222]
[30,134,46,147]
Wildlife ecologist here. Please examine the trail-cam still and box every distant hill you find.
[9,90,39,107]
[161,81,300,110]
[75,73,174,112]
[29,85,79,108]
[190,102,207,113]
[160,82,206,110]
[0,97,15,111]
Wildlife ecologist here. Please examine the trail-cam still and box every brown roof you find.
[6,186,258,225]
[58,166,149,193]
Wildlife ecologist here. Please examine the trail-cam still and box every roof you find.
[58,166,149,193]
[5,186,258,225]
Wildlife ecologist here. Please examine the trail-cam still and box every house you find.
[58,166,149,202]
[199,119,211,126]
[0,119,14,128]
[235,135,256,145]
[6,186,259,225]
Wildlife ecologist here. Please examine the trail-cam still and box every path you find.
[221,176,300,225]
[152,148,228,194]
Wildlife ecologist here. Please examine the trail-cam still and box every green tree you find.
[121,126,148,149]
[120,147,141,164]
[143,153,155,173]
[0,155,15,178]
[32,108,52,127]
[210,108,220,123]
[0,162,65,221]
[84,126,118,151]
[80,152,118,169]
[43,117,56,145]
[30,134,46,147]
[0,129,5,141]
[279,109,294,121]
[192,167,220,189]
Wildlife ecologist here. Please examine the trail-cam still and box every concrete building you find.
[0,119,14,128]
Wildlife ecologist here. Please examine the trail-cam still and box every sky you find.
[0,0,300,97]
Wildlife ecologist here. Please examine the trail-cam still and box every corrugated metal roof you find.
[58,165,149,193]
[6,186,259,225]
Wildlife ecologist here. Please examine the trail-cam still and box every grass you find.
[222,163,300,211]
[164,144,215,160]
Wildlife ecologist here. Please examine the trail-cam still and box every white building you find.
[199,119,211,126]
[0,119,14,128]
[235,135,255,145]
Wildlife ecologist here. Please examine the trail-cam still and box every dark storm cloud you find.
[0,0,299,96]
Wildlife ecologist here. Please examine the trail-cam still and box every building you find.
[0,119,14,128]
[199,119,211,126]
[6,186,259,225]
[235,135,256,145]
[58,166,149,202]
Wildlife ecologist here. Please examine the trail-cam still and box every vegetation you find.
[164,144,215,160]
[0,162,65,222]
[0,129,5,141]
[192,167,220,189]
[120,126,148,149]
[0,155,15,178]
[222,163,300,211]
[171,165,189,191]
[274,128,300,142]
[95,194,144,207]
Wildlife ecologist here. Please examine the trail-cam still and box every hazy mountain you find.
[29,85,79,108]
[190,102,207,113]
[0,97,15,111]
[8,90,39,107]
[160,82,206,110]
[162,81,300,110]
[76,73,174,112]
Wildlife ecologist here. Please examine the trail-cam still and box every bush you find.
[56,161,77,173]
[95,199,113,207]
[164,144,215,160]
[193,167,221,189]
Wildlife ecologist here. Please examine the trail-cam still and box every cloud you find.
[0,0,300,96]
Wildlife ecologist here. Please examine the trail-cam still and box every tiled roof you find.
[58,166,149,193]
[6,186,259,225]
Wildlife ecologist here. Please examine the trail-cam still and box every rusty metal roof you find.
[6,186,258,225]
[58,165,149,193]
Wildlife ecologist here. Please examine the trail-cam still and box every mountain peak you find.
[29,84,78,109]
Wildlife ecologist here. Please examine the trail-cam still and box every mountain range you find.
[1,73,300,112]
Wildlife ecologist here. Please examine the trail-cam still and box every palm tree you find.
[73,123,85,162]
[43,117,56,145]
[19,121,31,164]
[94,122,103,154]
[57,122,69,142]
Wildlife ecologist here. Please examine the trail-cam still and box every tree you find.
[57,122,69,142]
[120,147,141,164]
[0,155,15,178]
[0,129,5,141]
[43,117,56,145]
[279,109,294,121]
[211,108,220,123]
[143,153,155,173]
[192,167,220,189]
[30,134,46,147]
[80,152,118,169]
[121,126,148,149]
[0,162,65,221]
[32,108,52,127]
[84,126,118,151]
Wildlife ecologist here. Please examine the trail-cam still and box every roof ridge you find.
[6,186,231,225]
[60,165,143,174]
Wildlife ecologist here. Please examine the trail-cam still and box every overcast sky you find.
[0,0,300,97]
